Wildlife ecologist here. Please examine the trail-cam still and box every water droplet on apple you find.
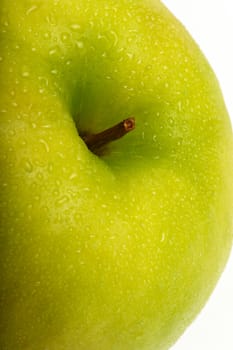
[109,30,119,47]
[26,5,38,16]
[21,139,27,146]
[39,139,50,152]
[25,161,33,173]
[38,76,49,90]
[48,163,53,173]
[43,32,51,39]
[4,20,9,27]
[53,189,59,196]
[51,69,58,75]
[152,135,157,142]
[12,101,18,108]
[70,23,81,31]
[49,48,57,56]
[8,129,15,136]
[177,101,182,111]
[55,179,61,187]
[127,52,134,59]
[57,196,69,205]
[76,41,84,49]
[0,56,3,62]
[57,152,65,159]
[69,173,77,180]
[41,124,51,129]
[46,14,57,26]
[160,232,166,243]
[27,204,33,214]
[21,71,30,78]
[61,32,70,43]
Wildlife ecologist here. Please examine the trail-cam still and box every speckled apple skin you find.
[0,1,233,350]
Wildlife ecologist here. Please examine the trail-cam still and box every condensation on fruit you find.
[39,139,50,153]
[70,23,81,31]
[75,41,84,49]
[25,5,38,16]
[61,32,71,43]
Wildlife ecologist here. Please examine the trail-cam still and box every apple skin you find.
[0,1,233,349]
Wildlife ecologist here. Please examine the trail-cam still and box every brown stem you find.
[80,117,135,156]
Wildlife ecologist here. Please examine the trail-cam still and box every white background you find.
[162,1,233,349]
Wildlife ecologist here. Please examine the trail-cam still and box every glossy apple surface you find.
[0,1,233,350]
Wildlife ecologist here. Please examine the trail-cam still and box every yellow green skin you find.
[0,1,233,349]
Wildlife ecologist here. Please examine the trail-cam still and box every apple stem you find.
[80,117,135,156]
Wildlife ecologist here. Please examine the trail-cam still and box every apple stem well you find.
[80,117,135,156]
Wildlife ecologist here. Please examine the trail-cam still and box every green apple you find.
[0,1,233,349]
